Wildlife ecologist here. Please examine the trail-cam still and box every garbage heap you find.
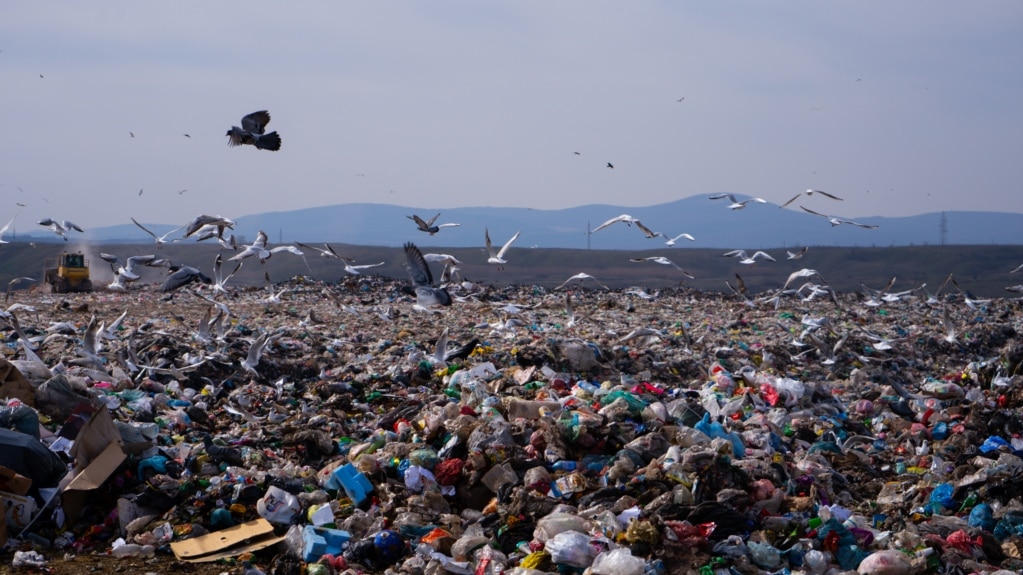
[1,282,1023,575]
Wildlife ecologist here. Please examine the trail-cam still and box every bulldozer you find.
[44,251,93,293]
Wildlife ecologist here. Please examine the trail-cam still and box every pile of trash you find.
[1,276,1023,575]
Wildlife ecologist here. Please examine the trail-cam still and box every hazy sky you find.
[2,1,1022,234]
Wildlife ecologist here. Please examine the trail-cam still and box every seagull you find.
[407,213,461,235]
[723,250,776,264]
[590,214,664,239]
[226,110,281,151]
[485,228,520,267]
[607,162,614,169]
[709,193,767,210]
[665,232,696,246]
[342,261,385,276]
[782,268,825,290]
[99,252,156,281]
[629,256,695,278]
[5,277,35,302]
[555,272,609,291]
[779,189,844,209]
[403,242,452,311]
[183,214,235,239]
[228,230,305,264]
[241,332,271,375]
[160,265,212,293]
[786,246,808,260]
[295,242,353,263]
[0,213,18,243]
[941,306,960,344]
[212,253,243,294]
[130,218,182,249]
[423,253,462,266]
[38,218,83,241]
[800,206,878,229]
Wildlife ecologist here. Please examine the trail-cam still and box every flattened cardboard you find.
[0,357,34,407]
[170,518,285,562]
[2,490,37,529]
[0,466,32,496]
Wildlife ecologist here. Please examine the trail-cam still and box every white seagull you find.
[0,213,18,244]
[38,218,84,241]
[664,232,696,246]
[629,256,695,278]
[590,214,665,239]
[800,206,878,229]
[183,214,235,239]
[99,252,156,281]
[130,218,182,249]
[779,189,844,209]
[709,194,767,210]
[229,230,305,264]
[786,247,808,260]
[723,249,776,264]
[554,272,609,291]
[485,228,521,267]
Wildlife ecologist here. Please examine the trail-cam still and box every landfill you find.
[2,274,1023,575]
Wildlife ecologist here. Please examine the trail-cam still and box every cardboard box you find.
[0,466,32,496]
[170,518,285,562]
[2,490,37,530]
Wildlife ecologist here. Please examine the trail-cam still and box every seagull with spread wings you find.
[407,213,461,235]
[130,218,182,249]
[555,272,609,291]
[403,242,452,311]
[779,188,844,209]
[724,249,776,265]
[800,206,878,229]
[226,110,281,151]
[709,193,767,210]
[38,218,83,241]
[629,256,695,278]
[485,228,520,268]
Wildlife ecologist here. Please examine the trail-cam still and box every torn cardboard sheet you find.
[170,518,285,562]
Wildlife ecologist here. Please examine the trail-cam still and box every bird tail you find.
[256,132,282,151]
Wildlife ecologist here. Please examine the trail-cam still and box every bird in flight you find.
[723,249,776,265]
[800,206,878,229]
[779,188,844,209]
[709,194,767,210]
[407,213,460,235]
[226,110,281,151]
[606,162,614,169]
[485,228,521,268]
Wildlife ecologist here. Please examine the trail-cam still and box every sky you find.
[2,1,1022,235]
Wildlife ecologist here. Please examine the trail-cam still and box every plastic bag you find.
[544,530,595,568]
[257,485,301,524]
[590,548,645,575]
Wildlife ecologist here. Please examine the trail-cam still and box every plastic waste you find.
[590,548,646,575]
[544,530,596,568]
[257,485,302,524]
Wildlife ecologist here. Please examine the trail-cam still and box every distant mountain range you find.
[15,194,1023,249]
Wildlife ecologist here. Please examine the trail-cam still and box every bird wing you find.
[432,328,449,364]
[241,110,271,134]
[437,223,461,229]
[252,230,268,249]
[64,220,84,232]
[634,220,662,238]
[496,231,521,259]
[424,213,441,226]
[799,205,829,218]
[723,250,747,259]
[708,193,736,202]
[778,192,802,209]
[484,228,495,257]
[812,189,844,201]
[591,214,633,233]
[753,251,776,261]
[130,217,158,239]
[404,242,434,286]
[409,214,429,229]
[99,252,121,265]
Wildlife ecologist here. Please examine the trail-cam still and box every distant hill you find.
[12,195,1023,249]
